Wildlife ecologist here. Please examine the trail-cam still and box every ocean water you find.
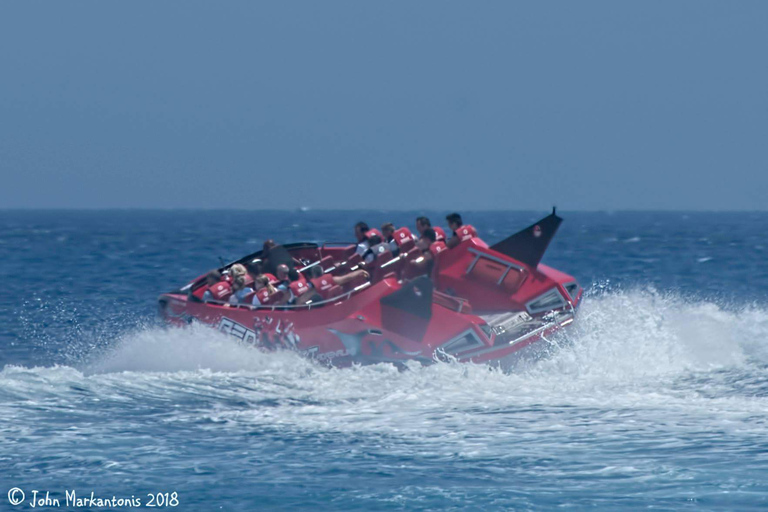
[2,210,767,511]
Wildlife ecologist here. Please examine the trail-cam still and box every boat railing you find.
[321,241,355,248]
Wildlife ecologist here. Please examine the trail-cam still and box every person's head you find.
[276,264,290,280]
[205,270,222,286]
[230,263,247,278]
[354,221,369,242]
[254,275,270,290]
[262,239,277,255]
[309,265,324,279]
[288,268,301,282]
[418,228,437,250]
[415,216,431,235]
[232,274,247,291]
[367,234,382,246]
[446,213,463,231]
[381,223,395,239]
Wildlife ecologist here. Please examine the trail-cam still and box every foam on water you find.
[3,289,767,436]
[3,287,768,509]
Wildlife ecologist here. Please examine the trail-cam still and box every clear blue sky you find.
[1,1,766,210]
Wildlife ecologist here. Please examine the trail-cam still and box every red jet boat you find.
[159,210,582,368]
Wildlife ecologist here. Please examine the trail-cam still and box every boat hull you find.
[159,278,575,368]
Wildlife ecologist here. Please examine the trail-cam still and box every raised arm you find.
[332,269,370,287]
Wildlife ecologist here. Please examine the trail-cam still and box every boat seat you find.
[346,253,363,267]
[326,285,343,300]
[343,272,369,292]
[399,238,416,253]
[332,253,363,275]
[376,255,404,281]
[369,252,394,282]
[192,285,209,300]
[319,255,336,271]
[404,247,421,260]
[261,289,285,306]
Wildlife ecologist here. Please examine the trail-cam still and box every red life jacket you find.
[289,280,309,298]
[455,224,477,242]
[208,281,232,301]
[433,227,447,241]
[392,227,414,247]
[310,275,335,299]
[254,287,271,304]
[429,241,448,257]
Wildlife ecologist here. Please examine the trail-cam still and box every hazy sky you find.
[1,2,766,210]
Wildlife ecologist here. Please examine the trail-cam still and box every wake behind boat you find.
[159,210,582,368]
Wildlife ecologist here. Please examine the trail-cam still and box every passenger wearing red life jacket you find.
[273,264,295,304]
[288,274,310,304]
[354,222,371,257]
[381,223,399,254]
[197,270,223,301]
[415,216,431,237]
[295,266,371,304]
[207,280,233,302]
[416,216,446,242]
[250,275,280,306]
[229,274,255,305]
[445,212,476,249]
[362,231,391,264]
[407,228,442,278]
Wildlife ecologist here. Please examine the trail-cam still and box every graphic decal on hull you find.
[218,317,258,345]
[327,328,422,359]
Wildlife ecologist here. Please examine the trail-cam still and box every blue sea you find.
[2,210,768,511]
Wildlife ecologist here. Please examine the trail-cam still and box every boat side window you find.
[466,252,526,292]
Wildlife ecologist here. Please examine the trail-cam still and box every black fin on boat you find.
[490,208,563,268]
[380,276,433,320]
[380,276,434,341]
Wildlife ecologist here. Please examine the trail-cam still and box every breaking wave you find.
[3,288,767,432]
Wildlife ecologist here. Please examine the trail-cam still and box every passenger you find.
[416,216,445,241]
[229,263,248,279]
[363,232,391,264]
[381,223,399,254]
[285,268,309,305]
[275,263,291,288]
[246,261,263,281]
[251,275,279,306]
[354,221,370,256]
[261,239,278,274]
[445,212,477,249]
[274,264,298,305]
[415,216,431,236]
[229,274,254,305]
[408,228,438,278]
[295,266,371,304]
[201,270,222,301]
